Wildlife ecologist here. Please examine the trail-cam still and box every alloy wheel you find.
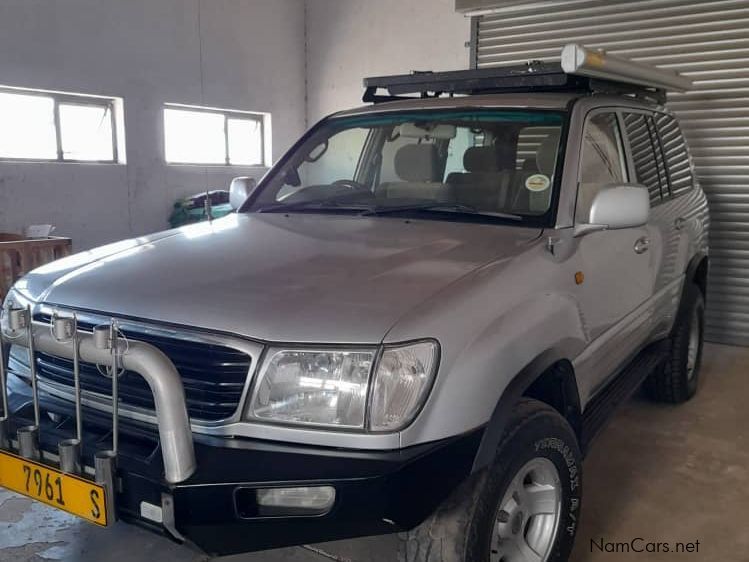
[490,457,562,562]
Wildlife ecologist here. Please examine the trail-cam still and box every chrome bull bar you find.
[0,307,196,486]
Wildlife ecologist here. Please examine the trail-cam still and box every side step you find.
[580,345,667,453]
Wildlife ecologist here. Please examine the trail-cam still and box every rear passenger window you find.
[516,126,560,171]
[576,112,626,221]
[655,113,693,197]
[443,127,482,179]
[623,113,663,205]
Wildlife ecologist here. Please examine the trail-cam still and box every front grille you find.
[34,314,252,422]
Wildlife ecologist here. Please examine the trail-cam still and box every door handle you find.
[634,237,650,254]
[674,217,686,230]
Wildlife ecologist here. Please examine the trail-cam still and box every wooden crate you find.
[0,235,72,300]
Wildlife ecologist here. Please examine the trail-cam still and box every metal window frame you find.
[0,86,120,164]
[163,104,266,167]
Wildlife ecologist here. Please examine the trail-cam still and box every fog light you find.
[256,486,335,516]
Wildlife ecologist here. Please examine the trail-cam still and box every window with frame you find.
[655,112,693,198]
[0,88,121,162]
[576,112,627,222]
[251,110,565,222]
[164,105,267,166]
[623,112,665,205]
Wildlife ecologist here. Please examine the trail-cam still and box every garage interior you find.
[1,0,748,560]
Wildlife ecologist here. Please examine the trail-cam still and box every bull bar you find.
[0,305,196,528]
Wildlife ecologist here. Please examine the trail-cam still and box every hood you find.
[22,213,541,343]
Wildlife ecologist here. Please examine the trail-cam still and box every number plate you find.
[0,450,108,526]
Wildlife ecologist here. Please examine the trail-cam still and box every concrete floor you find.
[1,342,747,561]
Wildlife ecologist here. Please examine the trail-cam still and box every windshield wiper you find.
[360,203,523,221]
[255,201,374,214]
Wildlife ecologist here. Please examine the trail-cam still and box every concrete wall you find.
[0,0,306,250]
[305,0,471,122]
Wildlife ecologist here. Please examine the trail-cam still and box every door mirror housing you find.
[229,177,258,210]
[575,183,650,237]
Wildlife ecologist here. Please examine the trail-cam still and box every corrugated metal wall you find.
[467,0,749,346]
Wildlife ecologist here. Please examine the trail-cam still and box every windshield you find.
[245,109,565,224]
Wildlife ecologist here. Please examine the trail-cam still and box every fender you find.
[471,349,580,473]
[399,289,587,448]
[685,251,708,294]
[676,251,709,323]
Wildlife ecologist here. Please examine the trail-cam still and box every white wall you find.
[0,0,471,249]
[305,0,471,122]
[0,0,306,249]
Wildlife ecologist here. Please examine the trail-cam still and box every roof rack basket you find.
[363,44,692,105]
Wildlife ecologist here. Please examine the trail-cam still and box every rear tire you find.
[397,399,582,562]
[646,286,705,403]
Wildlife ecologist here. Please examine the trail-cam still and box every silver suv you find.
[0,45,709,562]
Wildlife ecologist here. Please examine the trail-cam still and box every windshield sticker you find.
[525,174,551,192]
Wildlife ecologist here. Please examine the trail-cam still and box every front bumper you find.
[1,316,482,556]
[8,386,482,555]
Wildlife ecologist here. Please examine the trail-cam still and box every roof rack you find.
[363,44,692,105]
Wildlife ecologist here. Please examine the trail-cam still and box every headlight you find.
[248,349,375,428]
[246,340,439,432]
[369,341,439,432]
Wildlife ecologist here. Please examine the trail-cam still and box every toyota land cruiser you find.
[0,44,709,562]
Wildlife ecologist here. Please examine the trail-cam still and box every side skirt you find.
[580,343,667,454]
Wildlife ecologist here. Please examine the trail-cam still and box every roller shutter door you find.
[466,0,749,345]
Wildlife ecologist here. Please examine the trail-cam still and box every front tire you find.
[646,286,705,403]
[398,399,582,562]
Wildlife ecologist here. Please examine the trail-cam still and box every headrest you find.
[464,146,499,173]
[536,132,561,176]
[394,144,440,182]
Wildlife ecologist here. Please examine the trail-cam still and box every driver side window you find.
[576,112,627,222]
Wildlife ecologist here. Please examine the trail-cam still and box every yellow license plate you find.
[0,450,108,526]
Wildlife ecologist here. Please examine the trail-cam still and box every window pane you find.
[227,118,262,165]
[59,103,114,161]
[624,113,663,205]
[164,108,225,164]
[0,92,57,159]
[577,112,626,221]
[655,113,693,197]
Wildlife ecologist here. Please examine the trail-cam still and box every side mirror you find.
[575,184,650,237]
[229,177,258,210]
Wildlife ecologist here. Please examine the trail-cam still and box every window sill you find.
[0,158,125,165]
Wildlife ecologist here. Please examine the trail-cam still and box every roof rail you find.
[363,43,692,105]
